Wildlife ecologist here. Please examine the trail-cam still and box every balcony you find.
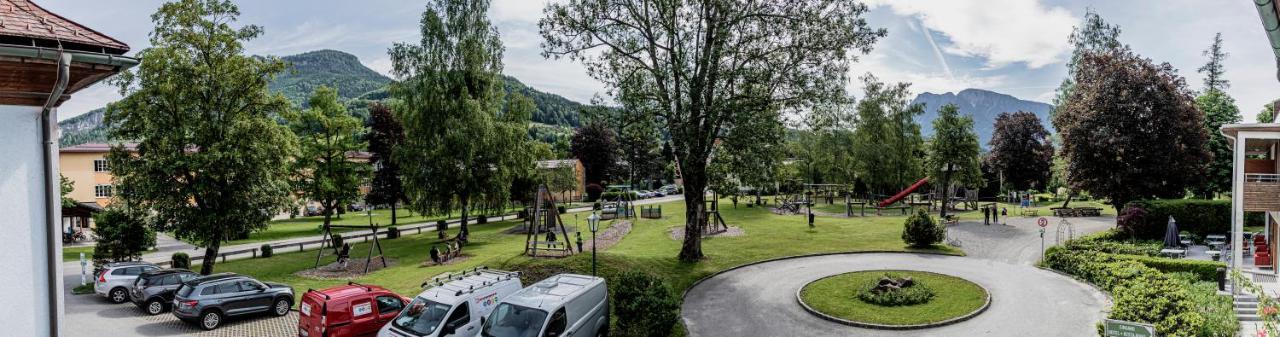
[1245,174,1280,212]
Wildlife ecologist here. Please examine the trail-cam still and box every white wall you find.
[0,104,58,336]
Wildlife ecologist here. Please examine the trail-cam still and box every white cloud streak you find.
[865,0,1076,69]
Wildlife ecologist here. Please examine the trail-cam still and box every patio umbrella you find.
[1163,216,1180,248]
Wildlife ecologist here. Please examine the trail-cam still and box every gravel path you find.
[681,215,1116,337]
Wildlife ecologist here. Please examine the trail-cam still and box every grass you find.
[71,283,94,295]
[63,245,94,262]
[799,270,988,326]
[227,207,524,245]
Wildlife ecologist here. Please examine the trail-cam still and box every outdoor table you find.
[1159,249,1187,258]
[1179,239,1192,246]
[1207,250,1222,261]
[1206,234,1227,241]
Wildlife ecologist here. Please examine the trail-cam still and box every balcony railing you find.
[1247,173,1280,183]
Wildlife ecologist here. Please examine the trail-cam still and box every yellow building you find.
[59,143,133,207]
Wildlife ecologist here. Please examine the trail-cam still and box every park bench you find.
[1074,207,1102,216]
[1020,209,1039,217]
[1050,207,1076,217]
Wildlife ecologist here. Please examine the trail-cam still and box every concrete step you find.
[1237,307,1258,315]
[1237,302,1259,309]
[1240,314,1262,322]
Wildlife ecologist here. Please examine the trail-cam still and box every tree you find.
[288,86,368,248]
[105,0,297,275]
[1053,49,1209,210]
[1052,8,1123,117]
[542,0,884,261]
[59,174,76,208]
[91,207,155,265]
[851,75,925,195]
[617,116,663,186]
[927,104,982,218]
[391,0,532,241]
[1198,33,1230,92]
[986,111,1054,191]
[1261,101,1278,123]
[570,122,619,184]
[1193,34,1240,199]
[365,103,407,224]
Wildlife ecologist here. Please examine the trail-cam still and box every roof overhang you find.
[1254,0,1280,81]
[0,43,136,107]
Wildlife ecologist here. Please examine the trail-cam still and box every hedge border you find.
[794,270,991,330]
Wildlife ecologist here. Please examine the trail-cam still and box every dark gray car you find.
[171,273,294,330]
[130,269,199,315]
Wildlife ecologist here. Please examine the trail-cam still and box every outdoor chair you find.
[1256,250,1272,267]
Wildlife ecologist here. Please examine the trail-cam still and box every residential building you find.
[59,142,137,207]
[536,159,585,202]
[0,0,137,335]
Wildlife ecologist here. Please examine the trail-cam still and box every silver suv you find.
[94,261,160,303]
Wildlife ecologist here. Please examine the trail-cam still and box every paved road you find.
[682,215,1115,337]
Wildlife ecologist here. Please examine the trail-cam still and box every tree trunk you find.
[1060,191,1073,209]
[940,170,953,218]
[679,168,708,262]
[459,202,470,243]
[390,203,397,226]
[199,225,223,275]
[322,203,336,253]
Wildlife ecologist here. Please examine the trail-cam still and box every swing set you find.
[312,209,388,275]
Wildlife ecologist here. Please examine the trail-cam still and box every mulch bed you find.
[296,258,396,279]
[668,226,746,240]
[582,220,632,251]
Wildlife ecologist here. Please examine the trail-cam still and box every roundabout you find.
[797,270,990,329]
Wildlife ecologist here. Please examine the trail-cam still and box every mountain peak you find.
[911,88,1053,146]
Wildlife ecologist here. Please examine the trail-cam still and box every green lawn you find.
[227,207,524,245]
[63,245,94,262]
[799,270,988,326]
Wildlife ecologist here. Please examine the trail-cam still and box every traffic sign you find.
[1037,217,1049,227]
[1103,319,1155,337]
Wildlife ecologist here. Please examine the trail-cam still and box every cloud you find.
[865,0,1076,69]
[846,51,1007,98]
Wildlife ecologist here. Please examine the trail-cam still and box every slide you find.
[878,178,929,208]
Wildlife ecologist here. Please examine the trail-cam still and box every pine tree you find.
[1198,33,1230,92]
[1194,33,1240,198]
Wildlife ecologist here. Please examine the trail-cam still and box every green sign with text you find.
[1104,319,1156,337]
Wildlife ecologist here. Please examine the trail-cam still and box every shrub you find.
[477,215,488,224]
[171,252,190,269]
[856,275,935,306]
[91,207,156,266]
[613,271,680,337]
[260,244,273,258]
[600,191,639,201]
[330,233,344,250]
[1122,199,1230,240]
[386,226,400,239]
[585,183,604,201]
[901,208,944,247]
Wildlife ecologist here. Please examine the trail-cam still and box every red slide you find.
[878,178,929,208]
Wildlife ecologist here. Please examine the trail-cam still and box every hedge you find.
[1121,200,1229,240]
[601,191,639,201]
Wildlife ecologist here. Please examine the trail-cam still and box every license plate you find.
[300,302,311,316]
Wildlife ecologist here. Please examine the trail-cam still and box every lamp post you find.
[588,212,600,276]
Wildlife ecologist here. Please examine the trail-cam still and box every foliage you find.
[585,183,604,201]
[260,244,274,258]
[270,49,392,106]
[1052,8,1124,118]
[1119,200,1230,241]
[1195,89,1241,198]
[926,104,981,217]
[852,75,925,195]
[1198,33,1230,92]
[365,103,407,225]
[171,252,190,269]
[105,0,297,274]
[570,122,619,184]
[901,208,944,247]
[1052,48,1209,210]
[612,271,680,337]
[1233,271,1280,334]
[59,174,77,208]
[986,112,1053,191]
[502,75,585,127]
[1261,101,1278,123]
[289,86,369,232]
[391,0,533,241]
[542,0,885,262]
[856,276,935,306]
[91,207,155,266]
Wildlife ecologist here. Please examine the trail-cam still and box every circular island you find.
[797,270,990,330]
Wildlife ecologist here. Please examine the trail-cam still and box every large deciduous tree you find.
[926,104,982,218]
[541,0,884,261]
[1261,101,1278,123]
[289,86,368,242]
[571,122,620,185]
[365,103,407,224]
[1053,49,1209,210]
[1193,33,1240,199]
[390,0,532,241]
[1052,8,1123,118]
[986,111,1053,191]
[106,0,297,274]
[851,75,925,195]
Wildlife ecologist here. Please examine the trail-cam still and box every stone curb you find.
[793,270,991,330]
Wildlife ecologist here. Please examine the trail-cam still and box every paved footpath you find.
[682,214,1115,337]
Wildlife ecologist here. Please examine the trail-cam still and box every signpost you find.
[1038,217,1048,257]
[1103,319,1156,337]
[79,252,87,285]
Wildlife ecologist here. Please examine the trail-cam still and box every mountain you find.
[911,89,1053,146]
[58,50,590,147]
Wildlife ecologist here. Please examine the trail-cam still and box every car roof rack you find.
[419,266,521,293]
[348,281,373,292]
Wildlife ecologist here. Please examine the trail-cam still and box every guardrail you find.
[1247,173,1280,183]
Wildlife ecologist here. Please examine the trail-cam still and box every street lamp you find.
[587,212,601,276]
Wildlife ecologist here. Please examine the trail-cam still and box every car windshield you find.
[391,297,452,336]
[175,284,194,298]
[481,303,548,337]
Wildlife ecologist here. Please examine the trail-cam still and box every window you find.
[446,302,470,327]
[238,280,262,292]
[110,268,127,276]
[94,185,113,198]
[376,295,404,315]
[94,159,109,172]
[543,309,567,337]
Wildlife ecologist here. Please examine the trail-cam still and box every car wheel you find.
[273,298,291,316]
[109,287,128,303]
[144,299,165,315]
[199,310,222,330]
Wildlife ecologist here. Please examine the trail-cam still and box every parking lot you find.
[63,262,298,337]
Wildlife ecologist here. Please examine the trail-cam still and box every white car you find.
[378,268,522,337]
[481,274,608,337]
[94,261,160,303]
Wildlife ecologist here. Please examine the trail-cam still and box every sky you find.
[46,0,1280,122]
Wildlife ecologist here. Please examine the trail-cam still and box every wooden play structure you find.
[641,205,663,219]
[702,190,729,235]
[524,185,576,258]
[601,185,636,220]
[313,213,388,275]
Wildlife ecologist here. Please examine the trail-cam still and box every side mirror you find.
[480,317,486,326]
[441,323,456,336]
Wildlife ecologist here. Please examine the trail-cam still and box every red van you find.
[298,282,409,337]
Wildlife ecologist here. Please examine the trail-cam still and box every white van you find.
[480,274,608,337]
[378,268,522,337]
